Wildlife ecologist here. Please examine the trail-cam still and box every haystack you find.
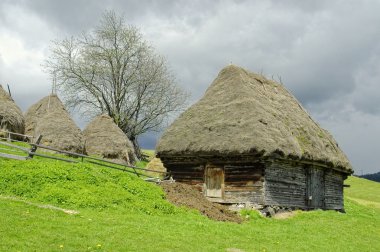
[24,95,66,136]
[83,114,136,165]
[145,158,166,178]
[0,85,25,138]
[156,65,352,210]
[25,95,84,153]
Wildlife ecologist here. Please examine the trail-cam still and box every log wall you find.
[166,163,204,191]
[264,161,307,208]
[162,156,347,210]
[324,169,344,210]
[223,163,264,204]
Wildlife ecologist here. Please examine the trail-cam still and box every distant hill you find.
[359,172,380,183]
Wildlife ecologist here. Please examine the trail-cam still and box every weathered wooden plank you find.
[324,169,344,209]
[224,186,263,192]
[225,180,263,186]
[224,191,264,204]
[0,153,27,160]
[0,141,30,152]
[264,161,307,208]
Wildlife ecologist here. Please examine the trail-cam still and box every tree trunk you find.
[131,137,145,161]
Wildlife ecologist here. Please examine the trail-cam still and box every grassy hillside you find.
[0,156,379,251]
[345,175,380,209]
[0,158,179,215]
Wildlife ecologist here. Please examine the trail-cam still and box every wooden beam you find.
[29,152,78,163]
[0,141,30,152]
[28,135,42,159]
[0,153,27,160]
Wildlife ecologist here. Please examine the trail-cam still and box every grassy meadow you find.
[0,150,379,251]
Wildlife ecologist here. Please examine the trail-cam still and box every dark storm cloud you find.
[19,0,219,35]
[1,0,380,173]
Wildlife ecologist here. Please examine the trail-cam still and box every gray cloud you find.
[1,0,380,173]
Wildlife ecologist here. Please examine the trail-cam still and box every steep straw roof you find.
[156,65,352,173]
[83,114,136,165]
[25,95,84,153]
[0,85,25,136]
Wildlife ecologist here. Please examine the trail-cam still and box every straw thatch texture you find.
[0,85,25,137]
[156,65,352,172]
[83,114,136,165]
[24,95,66,136]
[25,95,84,153]
[146,158,166,178]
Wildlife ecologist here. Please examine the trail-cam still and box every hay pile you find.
[0,85,25,137]
[146,158,166,178]
[157,65,352,173]
[83,114,136,165]
[24,95,66,136]
[25,95,84,153]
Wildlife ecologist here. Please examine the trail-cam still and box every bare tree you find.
[44,11,188,158]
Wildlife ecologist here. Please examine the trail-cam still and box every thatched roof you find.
[25,94,84,153]
[156,65,352,173]
[83,114,136,165]
[0,85,25,136]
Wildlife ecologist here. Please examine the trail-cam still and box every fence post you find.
[28,135,42,159]
[132,166,140,177]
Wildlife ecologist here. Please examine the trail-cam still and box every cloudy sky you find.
[1,0,379,174]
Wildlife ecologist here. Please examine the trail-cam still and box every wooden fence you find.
[0,130,168,181]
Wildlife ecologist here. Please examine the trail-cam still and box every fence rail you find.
[0,131,168,181]
[0,130,34,143]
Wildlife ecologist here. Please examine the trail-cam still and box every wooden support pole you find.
[28,135,42,159]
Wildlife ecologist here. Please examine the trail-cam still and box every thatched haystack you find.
[83,114,136,165]
[145,158,166,178]
[24,95,66,136]
[0,85,25,138]
[157,65,351,171]
[156,65,352,210]
[25,95,84,153]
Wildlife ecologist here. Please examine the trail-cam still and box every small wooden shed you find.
[156,65,353,210]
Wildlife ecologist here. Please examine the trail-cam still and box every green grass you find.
[345,176,380,203]
[0,156,379,251]
[345,176,380,209]
[0,158,178,215]
[142,149,155,160]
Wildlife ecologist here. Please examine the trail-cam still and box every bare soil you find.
[160,182,242,223]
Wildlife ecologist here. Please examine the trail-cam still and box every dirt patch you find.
[160,182,242,223]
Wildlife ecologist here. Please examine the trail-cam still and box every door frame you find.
[204,163,225,198]
[306,166,325,209]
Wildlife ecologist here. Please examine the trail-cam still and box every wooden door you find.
[307,167,325,209]
[205,165,224,198]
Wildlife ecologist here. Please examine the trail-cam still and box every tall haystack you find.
[25,95,83,153]
[83,114,136,165]
[24,95,66,136]
[0,85,25,137]
[157,65,352,211]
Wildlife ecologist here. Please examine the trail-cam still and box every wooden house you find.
[156,65,353,210]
